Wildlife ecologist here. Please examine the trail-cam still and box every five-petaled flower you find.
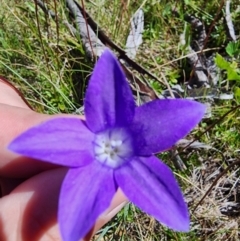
[9,49,205,241]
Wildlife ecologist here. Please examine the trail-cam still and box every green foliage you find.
[234,87,240,103]
[1,0,240,240]
[215,41,240,83]
[226,40,240,58]
[215,53,240,81]
[0,1,93,113]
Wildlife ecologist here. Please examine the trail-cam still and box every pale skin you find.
[0,79,127,241]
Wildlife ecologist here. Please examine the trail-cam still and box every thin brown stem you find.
[193,159,240,213]
[80,0,95,60]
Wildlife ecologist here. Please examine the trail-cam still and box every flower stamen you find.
[93,128,133,168]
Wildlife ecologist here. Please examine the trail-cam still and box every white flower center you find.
[93,128,133,168]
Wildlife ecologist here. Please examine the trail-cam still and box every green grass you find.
[1,0,240,240]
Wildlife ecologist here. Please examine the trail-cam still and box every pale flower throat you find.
[93,128,134,168]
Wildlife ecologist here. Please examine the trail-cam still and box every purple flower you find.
[9,49,205,241]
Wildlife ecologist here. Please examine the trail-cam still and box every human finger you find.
[0,168,67,241]
[0,103,86,178]
[0,78,31,109]
[0,168,127,241]
[88,188,128,239]
[0,104,62,178]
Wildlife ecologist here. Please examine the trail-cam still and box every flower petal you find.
[59,162,116,241]
[130,99,205,155]
[85,49,135,133]
[115,156,189,231]
[8,118,94,167]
